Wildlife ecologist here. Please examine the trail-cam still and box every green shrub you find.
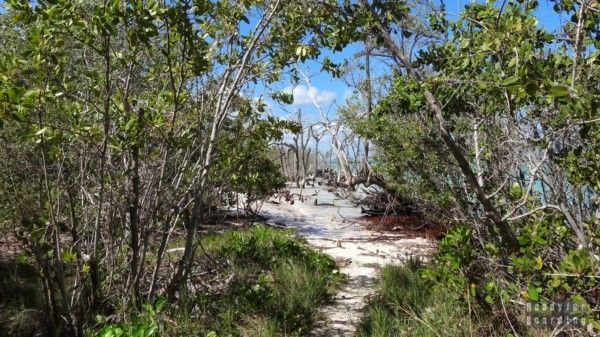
[88,300,164,337]
[91,225,342,337]
[357,261,509,337]
[194,225,342,336]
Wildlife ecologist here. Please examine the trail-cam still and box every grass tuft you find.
[357,260,509,337]
[165,225,343,336]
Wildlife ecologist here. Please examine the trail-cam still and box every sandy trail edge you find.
[260,185,436,336]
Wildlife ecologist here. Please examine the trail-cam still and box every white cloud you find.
[287,85,336,106]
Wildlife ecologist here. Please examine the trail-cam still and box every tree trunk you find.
[363,39,372,178]
[127,107,143,301]
[371,18,519,250]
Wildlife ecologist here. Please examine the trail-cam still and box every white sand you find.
[260,184,436,336]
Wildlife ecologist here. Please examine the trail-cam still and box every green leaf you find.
[60,248,76,263]
[527,286,540,301]
[125,117,136,132]
[502,76,520,86]
[525,82,538,96]
[570,294,587,307]
[548,85,568,98]
[548,277,561,288]
[22,88,40,104]
[534,256,543,270]
[460,38,470,49]
[15,253,28,264]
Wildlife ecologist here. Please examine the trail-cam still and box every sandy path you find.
[260,185,435,336]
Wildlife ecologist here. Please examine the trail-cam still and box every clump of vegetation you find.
[357,259,529,337]
[0,259,48,337]
[358,223,600,336]
[357,261,482,337]
[86,225,342,337]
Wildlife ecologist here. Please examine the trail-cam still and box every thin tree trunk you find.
[363,38,372,178]
[127,107,143,301]
[90,32,111,308]
[370,16,519,250]
[314,138,320,176]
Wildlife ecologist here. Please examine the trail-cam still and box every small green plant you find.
[439,224,474,270]
[87,299,165,337]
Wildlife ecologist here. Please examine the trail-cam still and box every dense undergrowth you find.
[358,224,599,337]
[0,258,48,337]
[1,225,342,337]
[357,261,511,337]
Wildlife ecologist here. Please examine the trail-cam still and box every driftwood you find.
[361,203,418,216]
[264,221,286,229]
[314,199,335,206]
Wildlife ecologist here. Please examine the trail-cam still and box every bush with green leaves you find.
[336,0,600,334]
[90,225,342,337]
[88,300,164,337]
